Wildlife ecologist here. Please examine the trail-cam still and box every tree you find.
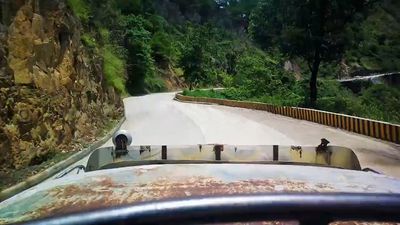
[179,25,211,90]
[225,0,259,31]
[249,0,372,106]
[179,24,229,89]
[121,15,156,94]
[180,44,207,90]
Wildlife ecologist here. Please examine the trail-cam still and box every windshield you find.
[84,145,362,171]
[0,0,400,224]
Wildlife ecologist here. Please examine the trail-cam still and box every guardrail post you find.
[273,145,279,161]
[214,145,223,160]
[162,146,167,160]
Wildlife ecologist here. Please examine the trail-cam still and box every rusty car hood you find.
[1,164,400,224]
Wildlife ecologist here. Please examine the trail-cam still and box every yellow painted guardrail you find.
[175,93,400,144]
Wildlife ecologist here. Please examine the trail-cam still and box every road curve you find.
[54,92,400,180]
[110,92,400,178]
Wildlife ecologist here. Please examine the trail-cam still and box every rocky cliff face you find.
[0,0,123,169]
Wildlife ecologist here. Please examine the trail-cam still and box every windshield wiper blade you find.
[55,165,86,179]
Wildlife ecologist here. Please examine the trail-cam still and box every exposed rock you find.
[284,60,302,80]
[0,0,123,169]
[7,2,35,84]
[339,59,351,79]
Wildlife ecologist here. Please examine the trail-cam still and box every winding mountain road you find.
[70,92,400,178]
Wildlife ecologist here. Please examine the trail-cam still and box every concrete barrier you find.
[175,93,400,144]
[0,117,126,202]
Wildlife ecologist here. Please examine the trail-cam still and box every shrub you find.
[99,28,110,44]
[102,45,127,94]
[360,84,400,123]
[183,81,400,124]
[151,31,177,65]
[145,75,166,92]
[81,33,96,48]
[185,89,227,99]
[121,15,160,94]
[67,0,90,23]
[221,71,234,87]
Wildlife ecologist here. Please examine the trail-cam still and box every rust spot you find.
[24,175,398,225]
[133,166,159,176]
[96,177,126,188]
[27,176,336,221]
[315,183,335,190]
[49,185,98,199]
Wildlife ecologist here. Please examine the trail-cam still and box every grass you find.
[81,33,97,48]
[183,89,227,99]
[99,28,110,43]
[145,75,167,92]
[67,0,90,23]
[81,29,127,95]
[102,45,127,95]
[183,88,302,107]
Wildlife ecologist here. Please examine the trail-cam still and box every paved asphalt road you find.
[60,92,400,178]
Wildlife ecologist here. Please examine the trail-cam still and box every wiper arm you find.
[55,165,86,179]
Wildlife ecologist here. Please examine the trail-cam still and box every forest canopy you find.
[68,0,400,123]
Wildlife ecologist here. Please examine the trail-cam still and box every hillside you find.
[344,0,400,75]
[0,0,123,188]
[0,0,399,189]
[68,0,400,93]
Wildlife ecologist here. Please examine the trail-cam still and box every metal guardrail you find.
[338,72,399,82]
[0,117,126,202]
[175,93,400,144]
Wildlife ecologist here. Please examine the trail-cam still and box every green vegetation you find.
[81,33,96,48]
[68,0,399,123]
[184,82,400,124]
[102,46,127,95]
[67,0,90,23]
[358,84,400,123]
[121,15,162,94]
[345,1,400,72]
[249,0,372,106]
[80,30,128,94]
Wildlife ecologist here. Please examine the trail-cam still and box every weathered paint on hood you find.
[1,164,400,224]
